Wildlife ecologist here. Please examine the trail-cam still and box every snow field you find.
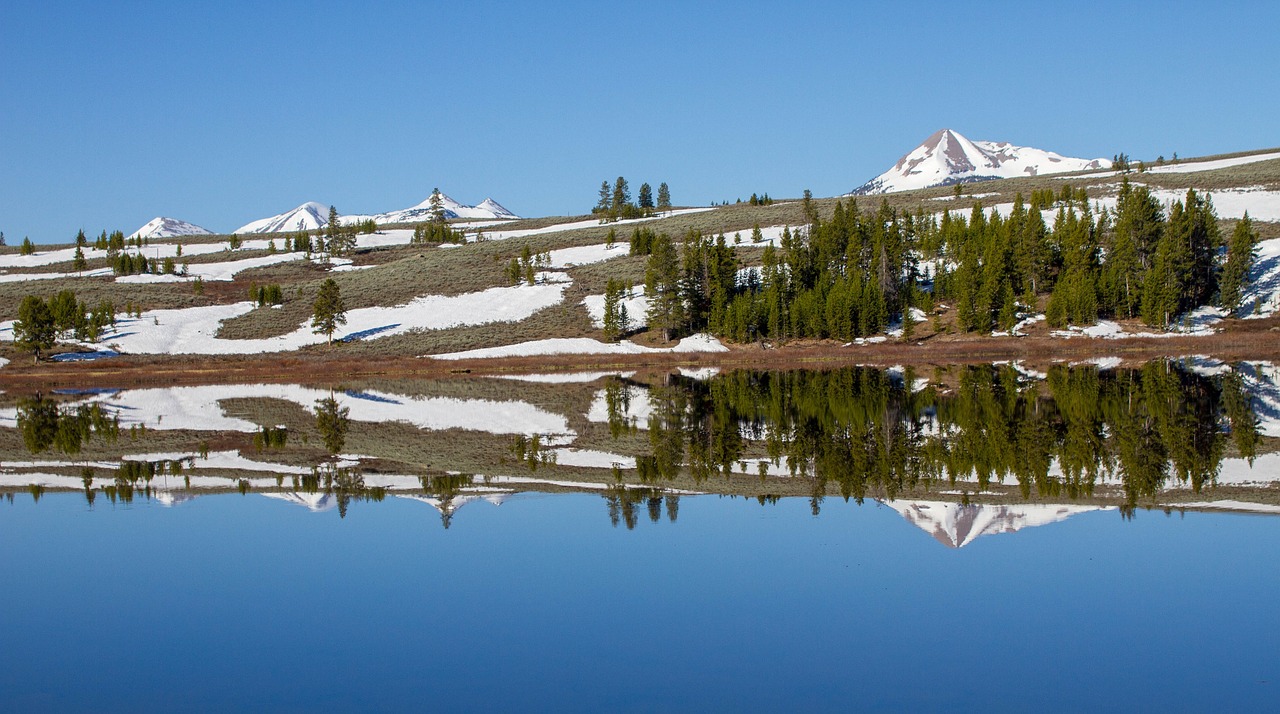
[0,281,570,356]
[429,333,728,360]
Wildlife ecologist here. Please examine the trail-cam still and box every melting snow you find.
[430,334,728,359]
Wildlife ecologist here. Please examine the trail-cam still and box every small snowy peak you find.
[234,202,330,234]
[347,193,520,225]
[851,129,1107,195]
[239,194,519,233]
[129,217,214,240]
[475,198,518,218]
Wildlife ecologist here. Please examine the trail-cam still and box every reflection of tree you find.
[419,473,476,529]
[510,435,556,471]
[604,486,677,529]
[612,361,1254,513]
[16,396,119,456]
[314,396,350,454]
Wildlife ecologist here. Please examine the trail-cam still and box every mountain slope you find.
[234,202,330,234]
[129,216,215,240]
[235,194,519,234]
[884,500,1107,548]
[851,129,1107,195]
[347,193,519,224]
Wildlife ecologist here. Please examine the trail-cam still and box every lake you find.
[1,359,1278,711]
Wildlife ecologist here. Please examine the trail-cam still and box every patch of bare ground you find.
[3,316,1280,394]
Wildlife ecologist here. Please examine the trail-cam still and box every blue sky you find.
[2,1,1277,243]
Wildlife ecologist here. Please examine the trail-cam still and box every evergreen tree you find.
[645,233,684,341]
[75,229,87,247]
[14,295,56,362]
[48,290,81,339]
[611,176,632,219]
[428,187,447,224]
[657,182,672,212]
[73,246,87,272]
[311,278,347,345]
[20,236,35,255]
[638,183,654,212]
[594,180,612,216]
[1220,213,1258,315]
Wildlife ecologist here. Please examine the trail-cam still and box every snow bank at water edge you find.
[430,334,728,360]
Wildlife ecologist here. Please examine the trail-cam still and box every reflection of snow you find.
[552,448,636,469]
[883,500,1109,548]
[0,384,571,437]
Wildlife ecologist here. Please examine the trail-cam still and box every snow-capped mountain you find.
[234,202,330,235]
[129,216,214,240]
[884,500,1108,548]
[234,194,518,234]
[347,193,519,224]
[850,129,1108,195]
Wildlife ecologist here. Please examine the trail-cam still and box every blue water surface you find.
[0,493,1276,713]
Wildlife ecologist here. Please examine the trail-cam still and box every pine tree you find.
[1220,213,1258,315]
[324,205,355,257]
[638,183,654,212]
[75,229,87,247]
[73,246,87,272]
[645,233,684,341]
[612,176,631,219]
[311,278,347,345]
[14,295,56,362]
[428,187,447,224]
[602,279,624,341]
[20,236,35,255]
[656,182,671,212]
[595,180,612,216]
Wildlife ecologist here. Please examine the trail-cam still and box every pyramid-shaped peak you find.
[850,129,1107,196]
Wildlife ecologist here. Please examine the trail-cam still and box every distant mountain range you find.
[234,193,518,235]
[127,193,518,239]
[850,129,1108,195]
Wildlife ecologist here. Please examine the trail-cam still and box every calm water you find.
[3,360,1280,711]
[1,491,1278,712]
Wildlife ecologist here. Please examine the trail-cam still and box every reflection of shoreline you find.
[882,500,1110,548]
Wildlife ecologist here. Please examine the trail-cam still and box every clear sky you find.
[2,0,1277,243]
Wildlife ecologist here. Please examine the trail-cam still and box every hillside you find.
[0,143,1279,372]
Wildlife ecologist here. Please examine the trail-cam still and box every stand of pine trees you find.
[642,182,1257,344]
[593,177,669,222]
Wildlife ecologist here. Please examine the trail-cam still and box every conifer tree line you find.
[12,290,117,360]
[637,179,1259,344]
[593,178,671,221]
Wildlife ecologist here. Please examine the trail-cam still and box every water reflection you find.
[2,359,1279,543]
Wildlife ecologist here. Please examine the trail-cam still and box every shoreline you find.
[2,326,1280,391]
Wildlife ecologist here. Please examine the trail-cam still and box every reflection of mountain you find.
[399,493,508,515]
[153,491,198,507]
[883,500,1108,548]
[262,492,339,512]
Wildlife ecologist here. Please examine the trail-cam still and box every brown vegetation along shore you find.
[2,318,1279,393]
